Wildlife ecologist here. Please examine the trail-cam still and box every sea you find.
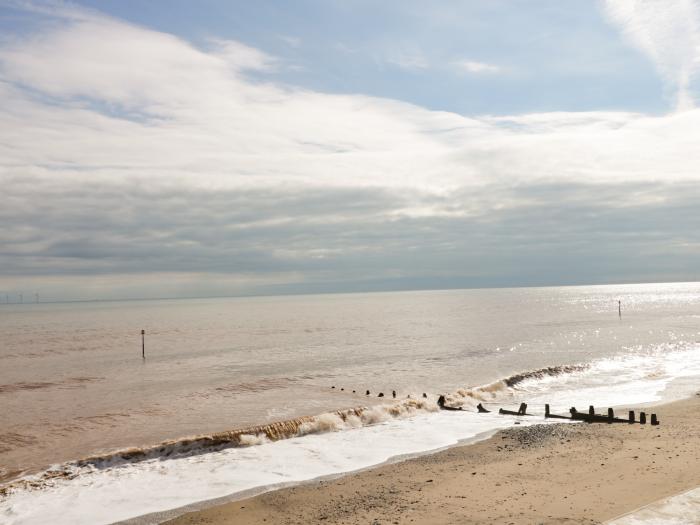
[2,282,700,524]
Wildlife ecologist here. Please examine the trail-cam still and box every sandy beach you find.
[168,395,700,525]
[5,0,700,523]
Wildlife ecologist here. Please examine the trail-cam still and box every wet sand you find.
[168,395,700,525]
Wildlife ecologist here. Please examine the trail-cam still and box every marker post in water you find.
[141,329,145,359]
[618,300,622,319]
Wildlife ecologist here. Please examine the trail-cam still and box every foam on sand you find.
[2,343,700,525]
[1,411,548,525]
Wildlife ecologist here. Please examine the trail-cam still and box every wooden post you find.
[607,408,614,423]
[141,329,145,359]
[392,390,396,398]
[651,414,659,426]
[640,412,646,424]
[628,410,635,423]
[366,390,370,396]
[518,403,527,415]
[545,405,572,420]
[589,405,595,416]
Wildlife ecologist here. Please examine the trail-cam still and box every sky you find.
[1,0,700,301]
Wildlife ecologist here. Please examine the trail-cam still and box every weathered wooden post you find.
[366,390,370,396]
[545,405,573,420]
[141,329,145,359]
[607,408,614,423]
[628,410,635,423]
[392,390,396,398]
[651,414,659,425]
[640,412,647,424]
[518,403,527,415]
[589,405,595,416]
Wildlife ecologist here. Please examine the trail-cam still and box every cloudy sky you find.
[1,0,700,301]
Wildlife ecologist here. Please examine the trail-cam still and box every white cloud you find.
[2,3,700,297]
[2,6,700,193]
[602,0,700,110]
[453,59,502,74]
[3,5,700,193]
[212,39,278,72]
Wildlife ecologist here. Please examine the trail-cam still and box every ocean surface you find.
[2,283,700,524]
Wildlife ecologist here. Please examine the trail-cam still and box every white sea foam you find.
[1,412,546,525]
[512,343,700,411]
[2,343,700,525]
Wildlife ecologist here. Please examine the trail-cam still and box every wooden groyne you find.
[499,402,530,416]
[326,386,660,426]
[498,403,660,426]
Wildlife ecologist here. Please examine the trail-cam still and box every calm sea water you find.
[2,283,700,524]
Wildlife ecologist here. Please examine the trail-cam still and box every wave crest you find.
[503,364,589,387]
[0,399,440,498]
[0,364,591,498]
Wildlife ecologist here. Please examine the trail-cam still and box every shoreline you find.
[166,395,700,525]
[116,424,510,525]
[0,362,590,487]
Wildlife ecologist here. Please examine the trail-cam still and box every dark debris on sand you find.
[500,424,577,449]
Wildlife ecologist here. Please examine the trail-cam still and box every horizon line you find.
[1,278,698,306]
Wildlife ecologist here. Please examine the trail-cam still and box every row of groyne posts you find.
[504,403,660,426]
[331,386,427,399]
[330,386,659,426]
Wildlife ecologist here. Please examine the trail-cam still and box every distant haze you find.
[1,0,699,301]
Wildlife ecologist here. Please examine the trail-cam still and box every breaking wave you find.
[502,364,589,387]
[0,357,654,500]
[0,363,597,498]
[0,399,437,498]
[441,363,590,408]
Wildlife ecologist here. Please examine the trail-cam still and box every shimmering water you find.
[2,283,700,524]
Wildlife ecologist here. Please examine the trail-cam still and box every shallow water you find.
[2,283,700,523]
